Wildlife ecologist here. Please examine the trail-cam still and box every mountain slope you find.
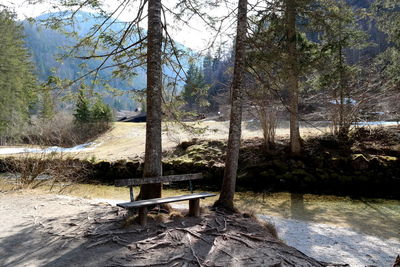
[22,11,189,110]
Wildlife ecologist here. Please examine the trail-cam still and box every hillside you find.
[22,11,189,110]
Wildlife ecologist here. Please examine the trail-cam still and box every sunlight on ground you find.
[0,121,389,161]
[1,178,398,240]
[68,121,332,161]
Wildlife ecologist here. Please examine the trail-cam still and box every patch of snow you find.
[330,98,357,105]
[354,121,399,126]
[258,214,399,267]
[0,142,101,155]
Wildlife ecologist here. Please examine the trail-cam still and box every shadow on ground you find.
[0,193,326,267]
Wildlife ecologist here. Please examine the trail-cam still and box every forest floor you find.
[0,191,327,267]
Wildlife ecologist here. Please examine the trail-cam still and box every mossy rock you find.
[260,169,276,178]
[331,157,349,170]
[272,159,289,172]
[378,155,398,162]
[190,154,204,161]
[169,156,194,165]
[291,168,309,177]
[289,160,306,169]
[193,160,208,168]
[351,154,369,170]
[186,144,208,153]
[338,174,353,184]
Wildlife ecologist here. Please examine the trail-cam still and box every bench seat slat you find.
[117,192,216,209]
[115,173,203,187]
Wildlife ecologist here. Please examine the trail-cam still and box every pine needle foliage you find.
[0,9,38,144]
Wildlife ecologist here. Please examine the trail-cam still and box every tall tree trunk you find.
[337,19,348,139]
[139,0,163,199]
[214,0,247,211]
[286,0,301,156]
[338,41,345,137]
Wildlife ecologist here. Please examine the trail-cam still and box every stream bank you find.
[1,127,399,199]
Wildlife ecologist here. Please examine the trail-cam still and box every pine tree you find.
[182,63,207,111]
[315,0,366,138]
[214,0,248,211]
[91,97,113,123]
[0,9,38,143]
[140,0,164,200]
[74,87,91,124]
[373,0,400,85]
[286,0,302,155]
[39,84,55,121]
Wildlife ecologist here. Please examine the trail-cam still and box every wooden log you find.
[115,173,203,187]
[189,198,200,217]
[139,206,148,226]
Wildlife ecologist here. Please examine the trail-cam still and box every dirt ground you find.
[0,191,327,267]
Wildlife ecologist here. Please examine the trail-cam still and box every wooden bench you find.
[115,173,216,225]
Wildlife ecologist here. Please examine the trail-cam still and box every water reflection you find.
[290,193,305,220]
[235,191,400,240]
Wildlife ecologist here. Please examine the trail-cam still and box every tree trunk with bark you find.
[139,0,163,199]
[214,0,247,211]
[286,0,301,156]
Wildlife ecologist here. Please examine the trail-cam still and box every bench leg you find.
[139,207,148,226]
[189,199,200,217]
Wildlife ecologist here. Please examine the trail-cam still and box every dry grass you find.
[260,220,279,239]
[1,121,395,162]
[70,121,332,161]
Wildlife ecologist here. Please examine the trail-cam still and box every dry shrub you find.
[242,209,257,219]
[23,112,111,147]
[3,152,90,191]
[351,126,400,145]
[241,209,278,239]
[200,206,210,215]
[260,220,278,239]
[154,213,169,223]
[246,82,278,150]
[169,210,184,220]
[23,112,76,147]
[258,105,278,150]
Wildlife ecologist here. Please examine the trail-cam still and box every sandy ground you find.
[0,192,324,267]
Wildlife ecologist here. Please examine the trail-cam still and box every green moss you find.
[351,154,368,160]
[272,159,288,172]
[260,169,276,178]
[338,175,352,183]
[378,155,398,161]
[186,144,208,153]
[193,160,208,167]
[169,155,194,165]
[292,169,308,176]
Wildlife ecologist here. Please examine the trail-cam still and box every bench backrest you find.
[115,173,203,187]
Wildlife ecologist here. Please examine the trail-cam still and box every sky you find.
[0,0,238,52]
